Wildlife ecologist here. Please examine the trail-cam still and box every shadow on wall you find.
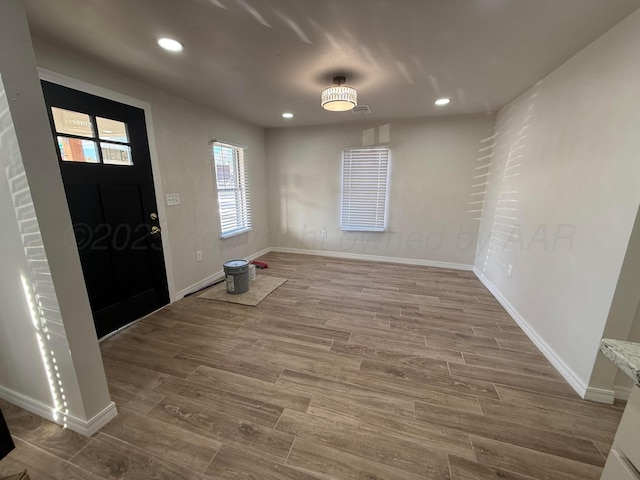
[190,0,480,106]
[473,80,576,268]
[0,76,69,426]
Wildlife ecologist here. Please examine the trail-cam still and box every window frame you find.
[340,145,391,232]
[50,107,134,166]
[211,140,252,239]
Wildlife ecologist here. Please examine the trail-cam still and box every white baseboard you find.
[0,385,118,436]
[68,402,119,436]
[613,385,632,401]
[472,267,614,403]
[270,247,474,271]
[173,270,225,301]
[247,247,272,261]
[584,387,616,404]
[173,246,272,300]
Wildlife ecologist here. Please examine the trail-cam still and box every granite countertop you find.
[600,338,640,387]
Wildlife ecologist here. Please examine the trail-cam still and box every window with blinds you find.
[211,141,252,238]
[341,146,390,232]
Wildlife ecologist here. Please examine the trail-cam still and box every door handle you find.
[150,226,161,235]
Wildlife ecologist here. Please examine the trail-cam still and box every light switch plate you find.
[166,193,181,206]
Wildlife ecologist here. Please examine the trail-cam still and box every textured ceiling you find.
[24,0,640,127]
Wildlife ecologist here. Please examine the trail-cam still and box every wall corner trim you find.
[69,402,118,436]
[613,385,632,401]
[271,247,474,271]
[472,267,612,403]
[583,387,616,404]
[0,385,118,437]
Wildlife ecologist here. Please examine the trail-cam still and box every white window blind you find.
[211,141,252,238]
[341,146,390,232]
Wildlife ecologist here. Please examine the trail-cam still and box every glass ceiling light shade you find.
[322,76,357,111]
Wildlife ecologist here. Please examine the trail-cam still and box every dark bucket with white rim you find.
[223,259,249,294]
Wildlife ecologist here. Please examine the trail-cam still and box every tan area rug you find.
[197,275,287,306]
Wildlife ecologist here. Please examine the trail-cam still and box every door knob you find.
[150,226,161,235]
[150,213,158,220]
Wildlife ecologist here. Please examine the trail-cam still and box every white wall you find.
[266,115,495,268]
[32,41,271,298]
[475,10,640,397]
[0,0,113,434]
[0,78,53,411]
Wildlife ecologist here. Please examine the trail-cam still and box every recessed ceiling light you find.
[157,37,183,52]
[282,113,294,119]
[435,98,451,106]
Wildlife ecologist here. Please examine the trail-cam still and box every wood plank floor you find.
[0,252,625,480]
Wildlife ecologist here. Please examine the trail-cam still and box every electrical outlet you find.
[507,264,513,277]
[196,250,202,262]
[321,228,327,239]
[166,193,181,206]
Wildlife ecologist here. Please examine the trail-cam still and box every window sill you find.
[341,227,386,232]
[220,227,252,239]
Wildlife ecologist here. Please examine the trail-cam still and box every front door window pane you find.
[101,143,133,166]
[96,117,129,143]
[57,137,99,163]
[51,107,94,138]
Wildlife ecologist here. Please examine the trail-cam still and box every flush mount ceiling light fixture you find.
[157,37,184,52]
[435,97,451,106]
[282,112,294,119]
[321,76,357,112]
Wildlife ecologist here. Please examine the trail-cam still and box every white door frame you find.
[37,67,177,303]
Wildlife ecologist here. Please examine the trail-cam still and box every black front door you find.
[42,81,169,338]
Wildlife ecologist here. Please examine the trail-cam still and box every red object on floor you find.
[251,260,269,269]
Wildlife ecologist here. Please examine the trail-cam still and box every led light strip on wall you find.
[1,76,69,427]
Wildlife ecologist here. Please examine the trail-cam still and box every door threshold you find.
[97,304,169,343]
